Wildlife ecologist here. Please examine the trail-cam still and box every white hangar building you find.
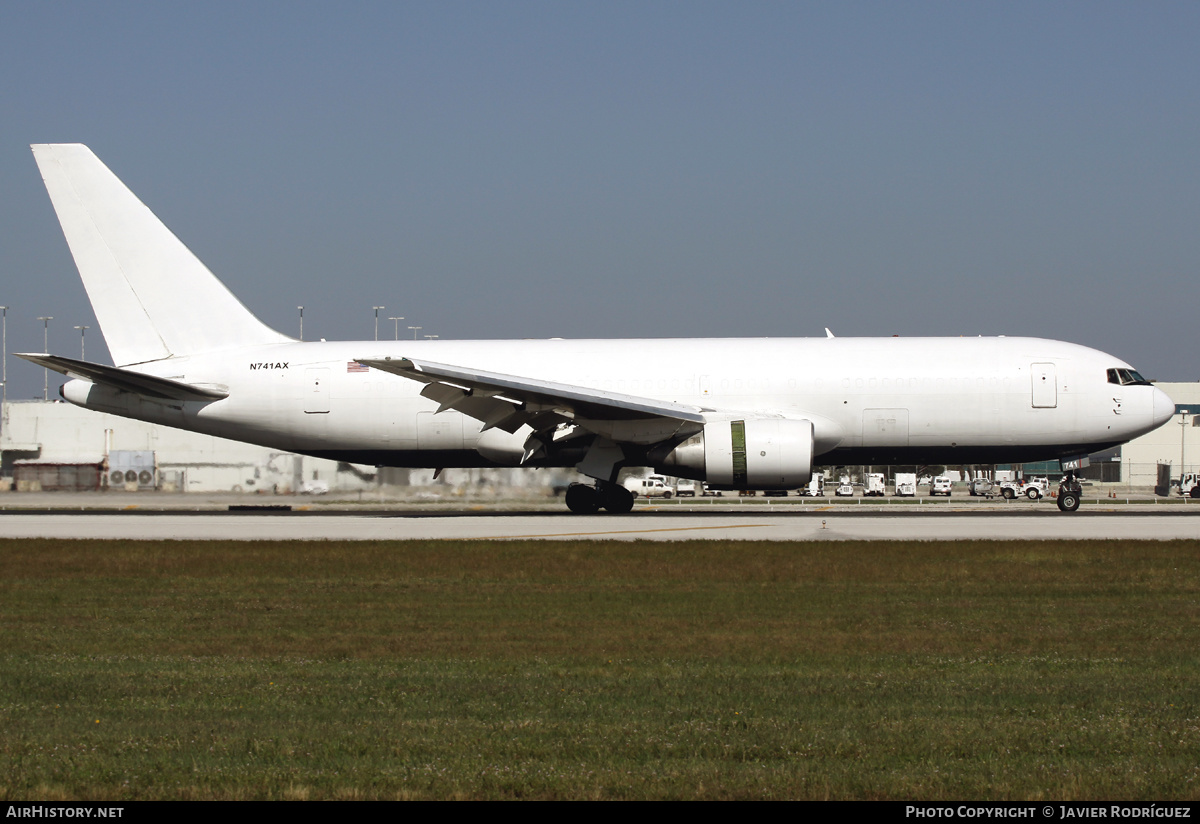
[0,399,566,495]
[1119,382,1200,488]
[0,399,376,493]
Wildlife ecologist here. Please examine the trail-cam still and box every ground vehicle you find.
[931,476,953,496]
[968,476,993,496]
[894,472,916,497]
[623,475,673,498]
[675,479,696,497]
[864,473,886,497]
[835,477,855,497]
[802,472,825,497]
[1178,473,1200,498]
[1000,476,1049,500]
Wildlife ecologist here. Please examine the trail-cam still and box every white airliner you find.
[20,144,1173,513]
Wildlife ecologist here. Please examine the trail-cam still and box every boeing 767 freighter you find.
[18,144,1174,513]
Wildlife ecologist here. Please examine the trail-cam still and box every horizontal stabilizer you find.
[16,353,228,401]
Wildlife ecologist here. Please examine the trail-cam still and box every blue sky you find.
[2,1,1198,398]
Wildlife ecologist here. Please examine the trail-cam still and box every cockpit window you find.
[1107,368,1151,386]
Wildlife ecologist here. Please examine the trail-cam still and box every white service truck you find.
[894,473,917,497]
[968,475,994,496]
[864,473,887,497]
[1000,476,1050,500]
[1177,473,1200,498]
[802,472,825,497]
[623,475,674,499]
[931,476,953,496]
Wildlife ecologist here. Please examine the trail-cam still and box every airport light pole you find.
[408,326,421,340]
[74,325,88,360]
[1180,411,1190,483]
[373,306,385,341]
[297,306,303,341]
[0,306,7,407]
[37,316,52,400]
[388,317,404,340]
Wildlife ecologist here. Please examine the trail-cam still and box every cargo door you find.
[1031,363,1057,408]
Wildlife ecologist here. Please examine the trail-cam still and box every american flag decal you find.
[347,361,369,373]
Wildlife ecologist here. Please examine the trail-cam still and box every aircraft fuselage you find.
[60,335,1172,471]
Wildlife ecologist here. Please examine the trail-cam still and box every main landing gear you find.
[565,482,635,514]
[1056,471,1082,513]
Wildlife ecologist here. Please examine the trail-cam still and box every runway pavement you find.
[1,507,1198,541]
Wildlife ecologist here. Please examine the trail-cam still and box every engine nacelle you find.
[653,418,814,489]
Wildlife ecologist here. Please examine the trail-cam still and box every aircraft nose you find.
[1152,386,1175,428]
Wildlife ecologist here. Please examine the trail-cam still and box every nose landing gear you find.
[1057,471,1082,512]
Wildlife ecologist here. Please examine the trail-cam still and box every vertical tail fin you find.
[31,144,291,366]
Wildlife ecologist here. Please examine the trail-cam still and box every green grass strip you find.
[1,539,1197,800]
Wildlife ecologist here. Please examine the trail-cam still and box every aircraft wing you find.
[16,353,229,401]
[355,356,706,441]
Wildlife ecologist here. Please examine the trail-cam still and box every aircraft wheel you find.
[1057,490,1081,512]
[1026,487,1040,500]
[565,483,601,514]
[601,485,636,514]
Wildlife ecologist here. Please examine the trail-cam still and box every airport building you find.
[0,399,567,495]
[0,399,375,494]
[1119,381,1200,488]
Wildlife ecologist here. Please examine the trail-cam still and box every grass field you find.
[1,538,1197,800]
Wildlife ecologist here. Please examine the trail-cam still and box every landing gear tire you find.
[1057,491,1080,512]
[600,484,635,514]
[1057,470,1082,513]
[565,483,601,514]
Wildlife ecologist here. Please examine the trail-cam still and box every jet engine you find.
[651,418,814,489]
